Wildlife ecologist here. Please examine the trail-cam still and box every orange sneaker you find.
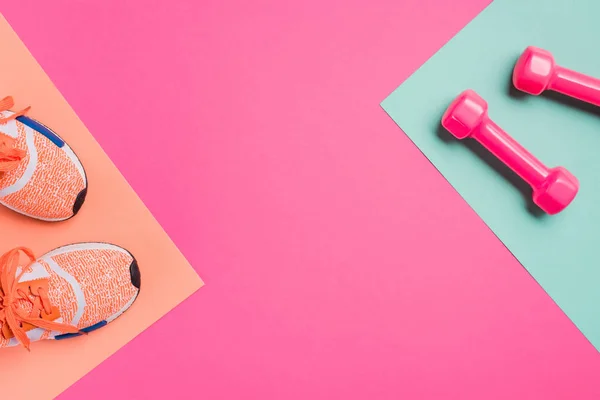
[0,243,140,350]
[0,96,87,221]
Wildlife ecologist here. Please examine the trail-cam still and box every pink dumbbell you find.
[513,46,600,106]
[442,90,579,215]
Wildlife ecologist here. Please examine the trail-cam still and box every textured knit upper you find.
[0,110,86,221]
[0,243,139,348]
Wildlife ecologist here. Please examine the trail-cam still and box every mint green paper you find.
[382,0,600,351]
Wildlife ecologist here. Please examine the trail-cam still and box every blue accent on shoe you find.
[54,332,80,340]
[16,116,65,148]
[81,320,108,333]
[54,320,107,340]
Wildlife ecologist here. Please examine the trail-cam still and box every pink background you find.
[3,0,600,398]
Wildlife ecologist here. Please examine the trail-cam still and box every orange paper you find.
[0,14,203,399]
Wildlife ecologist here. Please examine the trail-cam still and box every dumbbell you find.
[441,90,579,214]
[513,46,600,106]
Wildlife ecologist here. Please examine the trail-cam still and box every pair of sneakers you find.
[0,97,140,350]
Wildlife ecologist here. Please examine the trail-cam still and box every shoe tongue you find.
[15,262,49,316]
[15,297,33,316]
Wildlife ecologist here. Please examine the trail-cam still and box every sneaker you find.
[0,243,141,350]
[0,96,87,221]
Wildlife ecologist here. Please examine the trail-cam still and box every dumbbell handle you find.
[550,66,600,107]
[474,118,549,188]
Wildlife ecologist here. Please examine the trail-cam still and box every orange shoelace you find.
[0,96,29,172]
[0,248,80,350]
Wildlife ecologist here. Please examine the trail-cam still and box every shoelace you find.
[0,248,80,350]
[0,96,29,172]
